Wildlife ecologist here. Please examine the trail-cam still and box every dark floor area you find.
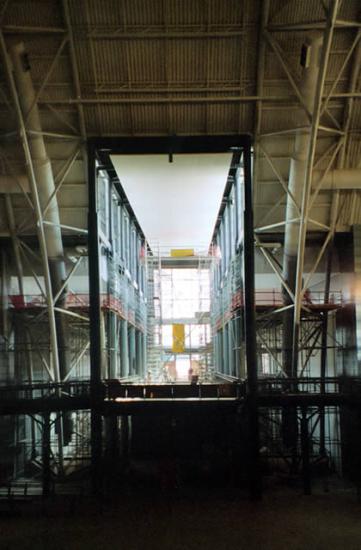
[1,486,361,550]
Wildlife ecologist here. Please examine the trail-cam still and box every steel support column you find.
[142,331,147,379]
[301,407,312,495]
[120,415,130,472]
[42,412,51,498]
[0,32,61,384]
[222,324,229,374]
[292,0,340,374]
[135,330,142,376]
[282,33,323,377]
[108,312,118,379]
[121,319,130,377]
[0,250,10,382]
[243,138,261,500]
[320,244,333,454]
[228,319,235,376]
[129,325,136,375]
[88,141,103,496]
[104,416,120,487]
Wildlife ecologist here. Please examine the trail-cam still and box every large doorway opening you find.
[89,135,250,384]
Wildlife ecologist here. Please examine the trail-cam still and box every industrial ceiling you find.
[0,0,360,240]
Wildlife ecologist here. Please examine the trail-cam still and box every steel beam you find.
[33,91,361,106]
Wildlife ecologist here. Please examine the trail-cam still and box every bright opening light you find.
[176,356,191,380]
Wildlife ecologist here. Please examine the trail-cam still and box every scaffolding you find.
[211,252,245,379]
[253,289,345,478]
[211,250,347,477]
[145,246,214,382]
[196,254,214,381]
[145,245,164,381]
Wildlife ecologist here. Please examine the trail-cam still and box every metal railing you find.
[0,376,360,406]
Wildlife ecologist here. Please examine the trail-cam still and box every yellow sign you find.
[170,249,194,257]
[172,324,185,353]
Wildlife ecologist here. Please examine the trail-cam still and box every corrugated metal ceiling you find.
[0,0,360,232]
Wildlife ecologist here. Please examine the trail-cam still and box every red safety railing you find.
[9,293,146,332]
[230,289,343,309]
[9,289,344,310]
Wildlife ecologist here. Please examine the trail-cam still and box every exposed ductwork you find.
[10,43,66,293]
[10,42,69,382]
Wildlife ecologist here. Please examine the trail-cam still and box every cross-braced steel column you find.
[0,32,61,384]
[9,42,70,383]
[282,33,323,377]
[291,1,340,374]
[280,32,324,453]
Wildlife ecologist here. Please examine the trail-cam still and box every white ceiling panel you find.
[111,153,232,253]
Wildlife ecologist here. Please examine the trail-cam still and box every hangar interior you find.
[0,0,361,503]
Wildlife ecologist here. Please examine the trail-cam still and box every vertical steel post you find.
[320,242,333,455]
[142,330,147,379]
[222,324,229,374]
[42,412,51,498]
[136,330,142,376]
[120,415,130,472]
[88,141,103,496]
[301,407,312,495]
[104,415,120,487]
[234,312,241,378]
[121,319,130,377]
[108,312,117,379]
[243,138,261,500]
[129,325,136,375]
[0,250,10,381]
[228,320,235,376]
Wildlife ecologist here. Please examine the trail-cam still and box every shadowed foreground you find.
[1,487,361,550]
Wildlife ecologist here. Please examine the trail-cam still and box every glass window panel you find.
[124,214,129,266]
[97,173,109,237]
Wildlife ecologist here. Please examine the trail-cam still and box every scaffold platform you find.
[0,377,360,415]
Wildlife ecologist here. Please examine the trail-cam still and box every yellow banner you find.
[170,249,194,257]
[172,324,185,353]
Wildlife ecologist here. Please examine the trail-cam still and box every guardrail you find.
[231,289,344,308]
[0,377,360,409]
[9,290,345,311]
[0,381,91,400]
[0,380,242,402]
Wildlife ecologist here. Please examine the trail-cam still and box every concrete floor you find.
[1,488,361,550]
